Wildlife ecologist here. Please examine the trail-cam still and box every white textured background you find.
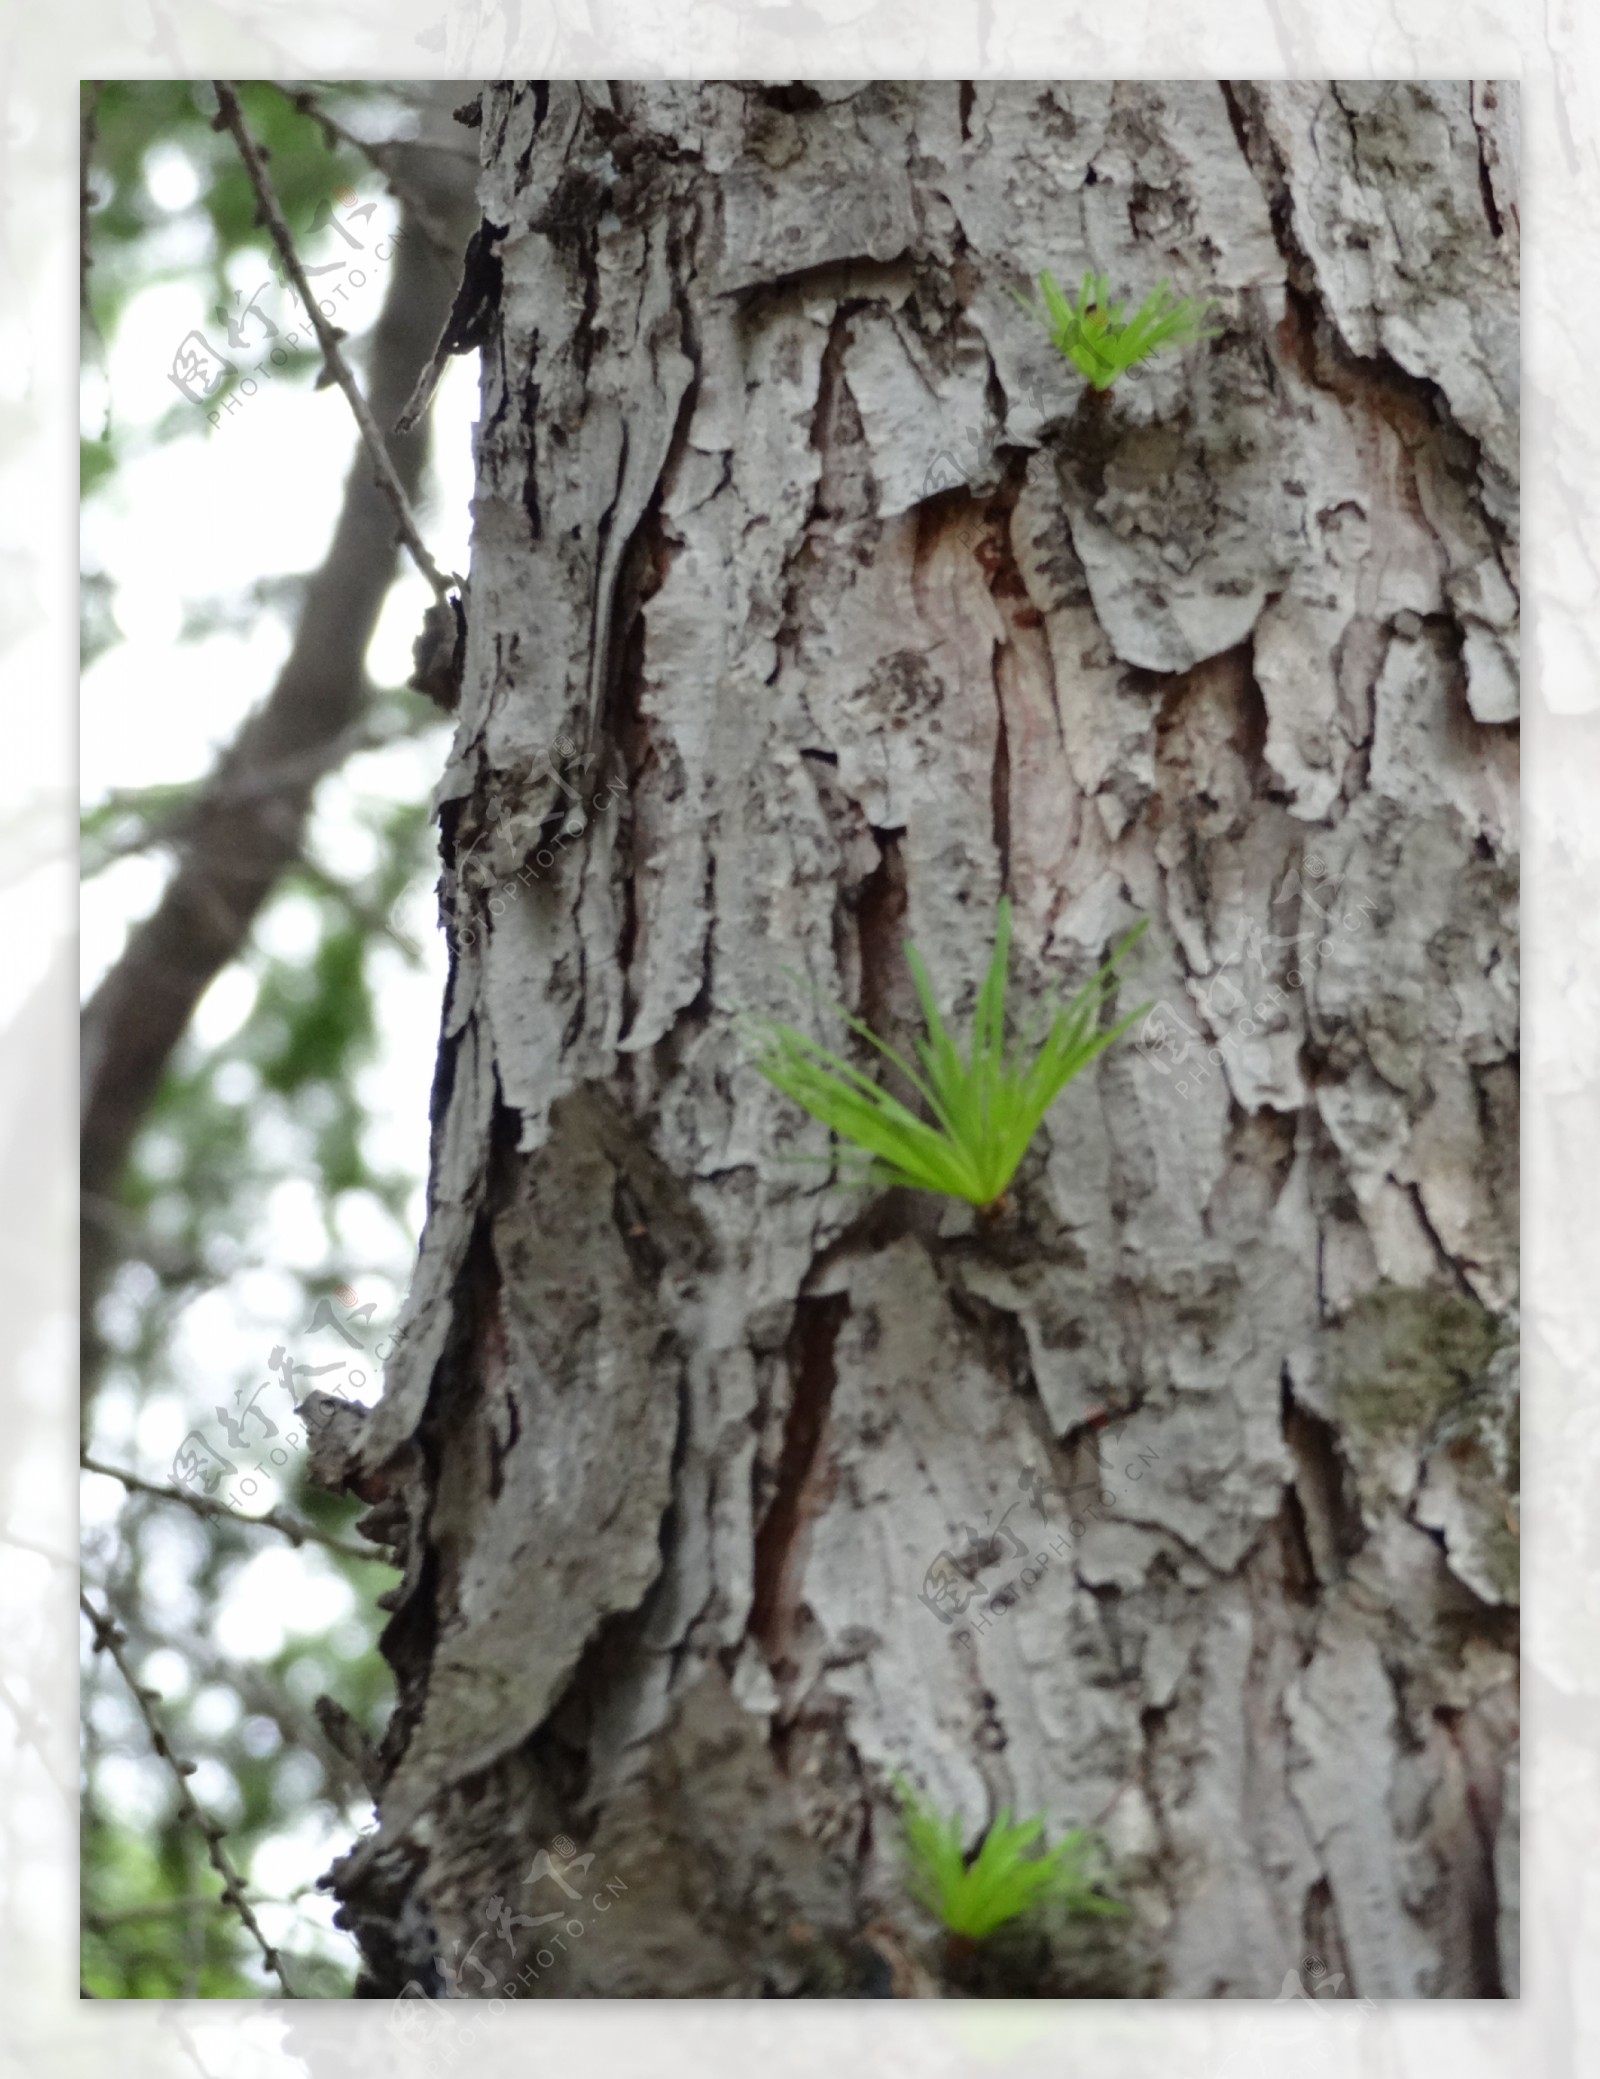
[5,5,1587,2074]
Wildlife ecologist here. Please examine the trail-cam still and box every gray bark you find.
[327,79,1519,2001]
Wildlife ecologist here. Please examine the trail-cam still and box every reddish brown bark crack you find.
[750,1292,850,1688]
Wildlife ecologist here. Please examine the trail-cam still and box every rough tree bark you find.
[325,79,1519,2001]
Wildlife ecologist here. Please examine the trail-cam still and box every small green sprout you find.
[897,1779,1125,1941]
[1013,268,1221,391]
[749,898,1146,1212]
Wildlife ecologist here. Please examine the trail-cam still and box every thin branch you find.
[266,83,462,266]
[211,81,455,601]
[112,1611,375,1812]
[83,693,443,875]
[79,1589,298,1997]
[82,1453,379,1563]
[287,851,425,959]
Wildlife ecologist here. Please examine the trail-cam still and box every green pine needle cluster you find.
[749,899,1146,1212]
[1014,269,1221,391]
[897,1780,1125,1940]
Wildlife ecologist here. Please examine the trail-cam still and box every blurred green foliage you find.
[81,1462,406,1995]
[81,78,406,675]
[120,785,435,1261]
[84,79,386,436]
[81,80,453,1997]
[81,1519,395,1999]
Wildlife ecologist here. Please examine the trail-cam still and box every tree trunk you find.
[327,79,1519,2002]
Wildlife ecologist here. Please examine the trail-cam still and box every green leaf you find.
[1017,268,1221,391]
[895,1778,1126,1940]
[748,900,1148,1210]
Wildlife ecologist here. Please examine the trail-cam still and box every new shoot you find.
[1014,269,1220,391]
[897,1779,1125,1943]
[750,899,1146,1212]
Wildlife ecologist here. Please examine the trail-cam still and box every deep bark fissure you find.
[1432,1705,1505,1997]
[1228,81,1518,594]
[851,824,911,1104]
[1280,1368,1365,1581]
[1473,138,1505,241]
[750,1292,850,1681]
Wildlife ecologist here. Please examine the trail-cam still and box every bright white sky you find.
[79,145,482,1980]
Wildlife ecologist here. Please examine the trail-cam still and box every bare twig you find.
[266,83,463,266]
[133,1618,376,1810]
[210,81,456,601]
[82,1453,378,1563]
[79,1589,299,1997]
